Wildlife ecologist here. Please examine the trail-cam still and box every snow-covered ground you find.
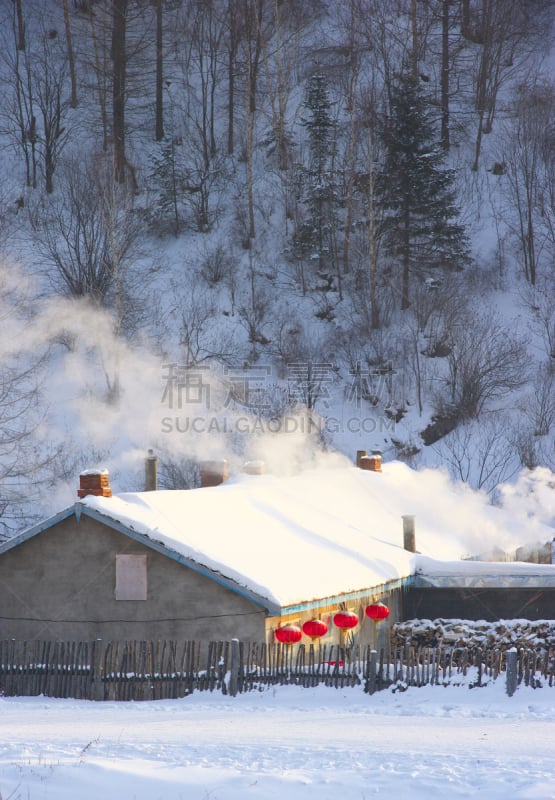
[2,678,555,799]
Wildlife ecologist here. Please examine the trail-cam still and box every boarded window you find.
[115,554,147,600]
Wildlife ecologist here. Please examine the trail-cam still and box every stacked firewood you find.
[392,619,555,651]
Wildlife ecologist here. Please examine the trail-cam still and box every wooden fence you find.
[1,639,554,701]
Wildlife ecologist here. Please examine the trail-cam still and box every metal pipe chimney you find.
[145,449,158,492]
[402,515,416,552]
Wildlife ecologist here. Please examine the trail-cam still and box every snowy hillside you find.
[0,0,554,535]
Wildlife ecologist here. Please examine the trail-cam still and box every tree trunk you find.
[246,95,256,241]
[63,0,78,108]
[226,0,239,155]
[227,46,235,155]
[44,131,54,194]
[472,107,484,172]
[88,6,109,151]
[440,0,450,150]
[14,0,25,51]
[244,0,264,242]
[411,0,418,78]
[367,130,379,329]
[112,0,127,183]
[461,0,471,40]
[155,0,164,142]
[401,209,410,310]
[342,52,359,277]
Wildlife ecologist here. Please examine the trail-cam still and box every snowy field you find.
[2,678,555,799]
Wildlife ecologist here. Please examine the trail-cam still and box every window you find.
[115,554,147,600]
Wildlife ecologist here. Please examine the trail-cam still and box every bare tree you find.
[157,452,200,489]
[3,6,72,193]
[30,155,141,315]
[169,281,234,366]
[182,131,228,232]
[527,367,555,437]
[258,0,304,171]
[434,415,518,494]
[0,265,63,536]
[465,0,535,171]
[79,0,149,186]
[183,1,226,167]
[2,7,38,188]
[237,251,272,360]
[444,311,529,420]
[83,0,110,151]
[335,0,373,281]
[528,280,555,361]
[499,79,555,286]
[33,26,72,194]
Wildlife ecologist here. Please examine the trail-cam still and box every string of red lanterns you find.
[275,603,390,645]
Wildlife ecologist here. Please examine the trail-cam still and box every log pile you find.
[392,618,555,650]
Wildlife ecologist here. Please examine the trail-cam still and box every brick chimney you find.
[199,459,228,488]
[358,450,382,473]
[77,469,112,498]
[356,450,368,467]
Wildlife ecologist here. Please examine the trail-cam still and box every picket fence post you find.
[506,648,518,697]
[366,649,378,695]
[228,638,240,697]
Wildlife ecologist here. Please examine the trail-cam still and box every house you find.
[1,453,554,647]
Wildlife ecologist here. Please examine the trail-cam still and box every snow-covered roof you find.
[3,459,554,615]
[77,460,555,613]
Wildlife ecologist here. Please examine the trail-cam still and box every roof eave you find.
[0,507,76,555]
[414,573,555,589]
[79,504,281,615]
[278,575,414,617]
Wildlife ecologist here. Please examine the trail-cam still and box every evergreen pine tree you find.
[379,73,471,309]
[294,72,337,274]
[148,138,183,236]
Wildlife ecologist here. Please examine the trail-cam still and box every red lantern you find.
[333,610,359,630]
[302,618,328,640]
[365,602,390,621]
[275,624,302,644]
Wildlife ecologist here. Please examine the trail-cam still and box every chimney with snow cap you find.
[243,460,266,475]
[77,469,112,498]
[200,459,228,488]
[358,450,382,473]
